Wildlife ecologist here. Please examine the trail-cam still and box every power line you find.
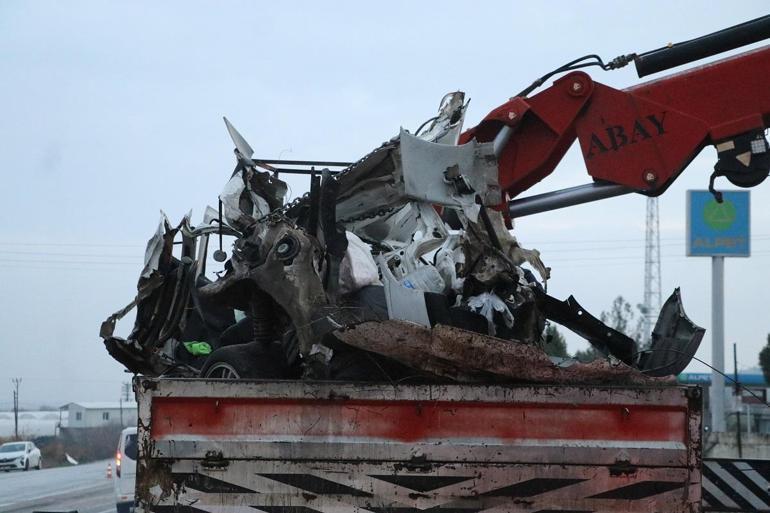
[0,242,145,248]
[0,258,140,266]
[539,254,770,270]
[525,239,770,253]
[12,378,21,440]
[0,375,128,384]
[545,250,770,263]
[524,234,770,246]
[0,250,143,258]
[0,266,138,273]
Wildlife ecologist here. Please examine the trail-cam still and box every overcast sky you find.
[2,1,770,407]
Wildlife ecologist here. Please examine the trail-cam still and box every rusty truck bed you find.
[134,378,702,512]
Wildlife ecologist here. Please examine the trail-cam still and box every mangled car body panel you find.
[100,89,704,384]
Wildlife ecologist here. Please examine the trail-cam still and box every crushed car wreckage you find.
[101,91,704,384]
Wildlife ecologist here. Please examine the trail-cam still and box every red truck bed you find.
[135,378,702,512]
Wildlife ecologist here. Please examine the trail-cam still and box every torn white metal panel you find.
[223,116,255,163]
[434,233,465,292]
[377,255,431,326]
[335,143,404,223]
[220,171,274,228]
[337,96,496,227]
[140,211,171,279]
[417,91,467,144]
[373,203,449,281]
[400,128,500,221]
[220,173,261,223]
[141,211,197,278]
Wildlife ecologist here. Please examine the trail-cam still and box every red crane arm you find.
[462,45,770,203]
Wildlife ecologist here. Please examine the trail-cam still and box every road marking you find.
[0,482,110,508]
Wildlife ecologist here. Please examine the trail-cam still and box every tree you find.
[760,334,770,384]
[573,295,643,363]
[543,324,568,358]
[599,295,644,343]
[574,346,600,363]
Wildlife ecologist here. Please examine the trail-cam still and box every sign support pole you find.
[710,255,726,432]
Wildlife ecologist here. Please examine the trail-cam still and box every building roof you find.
[59,401,138,410]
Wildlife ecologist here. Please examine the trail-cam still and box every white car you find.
[0,441,42,471]
[114,427,137,513]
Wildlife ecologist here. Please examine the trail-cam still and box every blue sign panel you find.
[678,372,767,385]
[687,190,750,257]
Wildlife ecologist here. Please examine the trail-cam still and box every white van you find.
[114,426,137,513]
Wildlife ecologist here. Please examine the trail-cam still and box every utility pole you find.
[119,381,130,427]
[734,343,742,458]
[642,197,662,346]
[12,378,21,440]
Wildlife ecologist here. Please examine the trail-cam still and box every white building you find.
[59,402,137,429]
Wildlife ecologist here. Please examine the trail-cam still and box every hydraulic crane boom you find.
[461,16,770,217]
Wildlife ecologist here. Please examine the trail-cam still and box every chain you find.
[254,140,399,226]
[338,206,397,224]
[256,192,310,224]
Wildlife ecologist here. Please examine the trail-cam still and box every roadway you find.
[0,459,116,513]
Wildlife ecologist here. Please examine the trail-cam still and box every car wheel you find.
[36,458,42,470]
[200,342,286,379]
[23,459,28,471]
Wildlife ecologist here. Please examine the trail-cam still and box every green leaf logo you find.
[703,199,736,231]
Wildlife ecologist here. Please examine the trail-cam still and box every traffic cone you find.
[106,463,112,479]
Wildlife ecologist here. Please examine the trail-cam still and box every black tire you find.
[36,458,42,470]
[23,459,28,471]
[200,342,286,379]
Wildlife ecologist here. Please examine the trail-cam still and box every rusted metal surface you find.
[135,378,702,512]
[334,320,671,385]
[150,396,687,445]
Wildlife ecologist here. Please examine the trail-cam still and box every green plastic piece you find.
[183,341,212,356]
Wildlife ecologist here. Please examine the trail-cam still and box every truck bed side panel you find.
[135,379,702,512]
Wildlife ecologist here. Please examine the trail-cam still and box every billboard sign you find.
[687,190,750,257]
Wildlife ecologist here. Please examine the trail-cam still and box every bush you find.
[58,426,124,463]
